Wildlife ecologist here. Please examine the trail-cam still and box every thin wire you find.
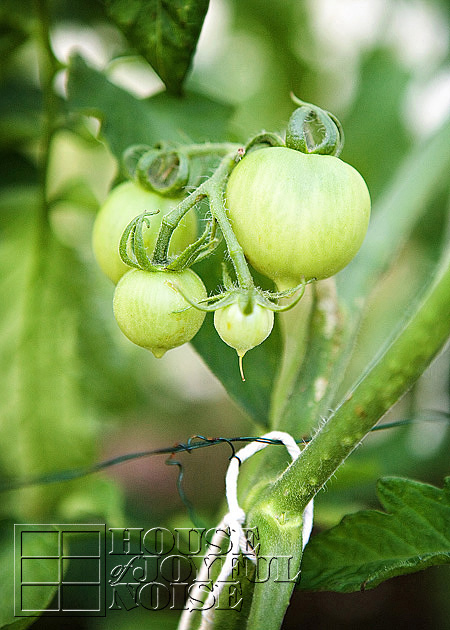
[165,453,204,528]
[1,412,448,493]
[0,436,294,492]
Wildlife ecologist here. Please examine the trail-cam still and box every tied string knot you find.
[178,431,314,630]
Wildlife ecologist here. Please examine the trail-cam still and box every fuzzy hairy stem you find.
[266,244,450,516]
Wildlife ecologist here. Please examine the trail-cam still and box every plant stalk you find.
[267,244,450,515]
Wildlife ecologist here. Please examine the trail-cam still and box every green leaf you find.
[0,187,122,522]
[299,477,450,592]
[66,55,233,160]
[341,49,412,200]
[104,0,210,94]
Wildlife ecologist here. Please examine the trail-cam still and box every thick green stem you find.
[14,0,64,516]
[266,245,450,515]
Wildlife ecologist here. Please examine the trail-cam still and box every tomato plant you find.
[2,2,450,630]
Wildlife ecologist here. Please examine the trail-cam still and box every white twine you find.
[178,431,314,630]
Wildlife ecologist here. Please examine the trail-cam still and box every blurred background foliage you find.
[1,0,450,628]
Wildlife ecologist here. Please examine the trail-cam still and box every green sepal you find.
[286,96,344,156]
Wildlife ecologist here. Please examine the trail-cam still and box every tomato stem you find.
[204,153,255,289]
[152,151,256,290]
[184,142,241,157]
[152,193,206,264]
[34,0,60,228]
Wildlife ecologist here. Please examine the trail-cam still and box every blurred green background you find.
[1,0,449,628]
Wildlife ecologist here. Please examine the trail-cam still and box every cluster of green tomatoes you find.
[92,98,371,379]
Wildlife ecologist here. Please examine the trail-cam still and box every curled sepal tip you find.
[136,148,189,196]
[122,144,152,179]
[165,218,221,271]
[118,212,162,272]
[286,94,344,157]
[244,132,285,155]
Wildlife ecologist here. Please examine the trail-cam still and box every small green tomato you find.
[92,181,197,284]
[113,268,207,357]
[214,303,274,380]
[226,147,371,290]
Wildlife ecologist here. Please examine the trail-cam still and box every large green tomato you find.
[92,181,197,284]
[113,268,207,357]
[225,147,371,289]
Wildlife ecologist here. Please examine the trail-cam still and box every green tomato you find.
[113,268,207,357]
[214,302,274,379]
[226,147,371,289]
[92,181,197,284]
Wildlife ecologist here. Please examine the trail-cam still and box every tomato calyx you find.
[172,264,310,315]
[244,131,285,154]
[119,210,221,272]
[137,148,190,197]
[286,93,344,157]
[173,268,312,378]
[122,140,241,197]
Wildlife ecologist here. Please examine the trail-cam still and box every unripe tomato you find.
[113,268,207,357]
[226,147,370,289]
[92,181,197,284]
[214,303,274,357]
